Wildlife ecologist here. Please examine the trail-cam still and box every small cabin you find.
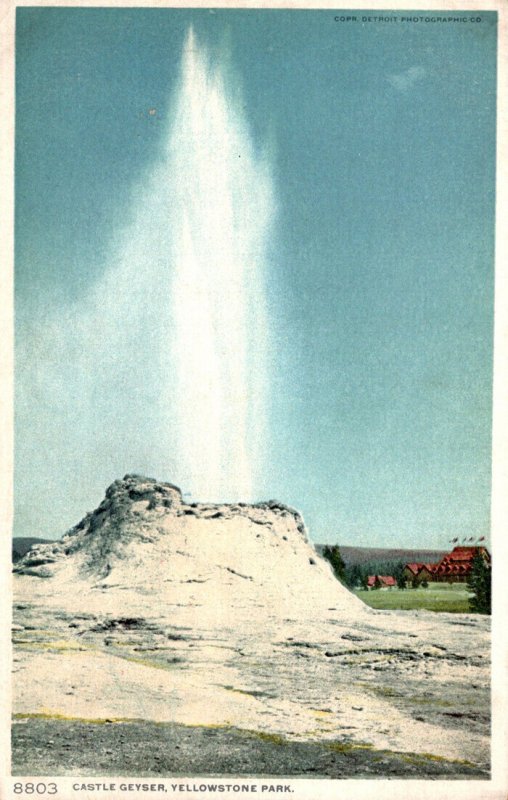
[366,575,397,590]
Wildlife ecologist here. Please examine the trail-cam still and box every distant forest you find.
[315,544,447,589]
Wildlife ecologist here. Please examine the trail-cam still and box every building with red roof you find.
[403,546,490,585]
[402,563,429,585]
[432,546,490,583]
[366,575,397,589]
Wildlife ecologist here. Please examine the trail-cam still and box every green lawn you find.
[354,582,473,613]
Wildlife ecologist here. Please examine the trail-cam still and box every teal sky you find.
[15,8,497,547]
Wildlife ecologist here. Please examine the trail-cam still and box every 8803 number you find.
[13,783,57,795]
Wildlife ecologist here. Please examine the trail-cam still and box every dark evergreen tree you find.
[347,563,364,589]
[322,545,347,585]
[468,552,492,614]
[392,561,405,589]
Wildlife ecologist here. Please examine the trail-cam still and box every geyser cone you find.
[166,28,274,502]
[14,475,365,625]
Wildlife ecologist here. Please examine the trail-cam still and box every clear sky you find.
[15,8,497,547]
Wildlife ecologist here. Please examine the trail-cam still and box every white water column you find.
[165,28,274,501]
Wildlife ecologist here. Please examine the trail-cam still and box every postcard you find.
[1,2,507,799]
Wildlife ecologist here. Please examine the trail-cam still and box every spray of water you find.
[166,28,274,500]
[17,27,274,514]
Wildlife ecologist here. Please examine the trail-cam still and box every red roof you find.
[434,546,491,576]
[367,575,396,587]
[405,563,424,575]
[436,562,471,576]
[405,547,491,580]
[447,546,490,560]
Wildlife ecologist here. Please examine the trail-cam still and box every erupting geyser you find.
[16,27,274,512]
[166,28,274,501]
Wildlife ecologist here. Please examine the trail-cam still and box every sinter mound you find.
[14,474,364,621]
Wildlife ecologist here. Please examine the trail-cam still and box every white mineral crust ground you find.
[13,476,490,773]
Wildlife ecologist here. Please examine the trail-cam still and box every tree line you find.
[321,545,491,614]
[321,545,405,589]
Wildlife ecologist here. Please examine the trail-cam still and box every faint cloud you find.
[387,66,426,91]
